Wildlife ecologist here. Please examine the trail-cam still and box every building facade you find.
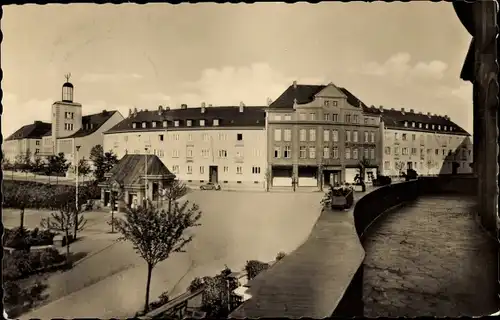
[266,82,383,188]
[364,107,473,177]
[3,79,124,169]
[103,104,267,188]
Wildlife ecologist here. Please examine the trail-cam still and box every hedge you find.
[3,247,68,281]
[4,227,56,248]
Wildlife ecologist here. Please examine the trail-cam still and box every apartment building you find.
[364,107,472,176]
[103,104,267,188]
[3,79,124,167]
[266,82,383,188]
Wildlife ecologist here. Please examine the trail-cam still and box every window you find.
[213,119,219,126]
[384,161,391,169]
[281,114,290,121]
[332,114,338,122]
[309,113,316,121]
[284,129,292,142]
[324,113,330,121]
[237,133,243,141]
[174,133,180,141]
[346,131,351,142]
[174,121,179,127]
[425,124,429,129]
[224,166,229,172]
[299,146,307,159]
[299,113,307,121]
[438,125,441,130]
[353,131,358,143]
[172,149,180,158]
[284,146,291,158]
[364,118,369,125]
[35,148,40,154]
[218,149,228,158]
[412,122,415,128]
[324,100,330,107]
[395,147,400,155]
[364,148,369,159]
[274,129,282,141]
[218,133,227,140]
[300,129,307,142]
[200,119,206,126]
[309,129,316,142]
[163,121,168,128]
[172,165,179,174]
[353,115,359,123]
[252,166,261,174]
[332,130,339,142]
[370,132,375,143]
[187,148,193,158]
[352,148,358,160]
[200,166,205,174]
[332,101,338,106]
[36,140,40,146]
[411,148,417,155]
[364,132,369,143]
[142,122,147,128]
[274,146,281,158]
[309,146,316,159]
[201,149,210,158]
[394,133,399,140]
[345,114,351,123]
[402,133,407,141]
[323,147,330,159]
[235,150,244,158]
[402,148,409,155]
[412,134,416,141]
[202,133,209,141]
[159,134,164,141]
[432,124,435,130]
[418,123,422,128]
[132,123,137,129]
[323,129,330,142]
[236,166,243,174]
[345,148,351,159]
[435,149,439,155]
[427,149,432,155]
[274,114,282,121]
[332,147,339,159]
[186,120,192,127]
[404,121,408,127]
[187,166,192,174]
[188,133,193,142]
[385,147,391,155]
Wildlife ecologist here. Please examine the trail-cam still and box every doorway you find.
[407,162,413,170]
[209,166,218,183]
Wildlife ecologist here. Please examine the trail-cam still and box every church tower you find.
[51,73,83,148]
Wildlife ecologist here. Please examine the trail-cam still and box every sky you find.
[1,2,473,138]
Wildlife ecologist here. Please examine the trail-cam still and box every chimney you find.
[427,112,431,117]
[157,105,163,115]
[293,98,298,110]
[128,108,132,117]
[239,101,245,113]
[180,104,187,109]
[410,109,414,113]
[201,104,206,114]
[390,108,395,111]
[34,120,42,125]
[201,102,206,108]
[401,108,405,113]
[165,106,170,111]
[379,106,384,112]
[293,81,297,89]
[102,109,108,115]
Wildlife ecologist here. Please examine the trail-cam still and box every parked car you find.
[200,182,221,190]
[373,175,392,186]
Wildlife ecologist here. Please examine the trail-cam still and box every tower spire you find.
[65,73,72,83]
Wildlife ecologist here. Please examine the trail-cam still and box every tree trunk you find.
[20,208,25,230]
[65,230,70,259]
[73,212,79,240]
[111,209,115,233]
[144,263,154,313]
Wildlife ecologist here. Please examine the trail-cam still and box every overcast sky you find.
[1,2,473,137]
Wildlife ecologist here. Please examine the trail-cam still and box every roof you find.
[65,110,119,138]
[40,110,119,138]
[106,154,175,186]
[337,87,369,109]
[5,121,52,141]
[363,106,469,135]
[105,106,266,134]
[269,84,326,108]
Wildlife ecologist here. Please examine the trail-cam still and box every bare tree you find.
[264,168,271,192]
[40,195,87,258]
[112,199,202,313]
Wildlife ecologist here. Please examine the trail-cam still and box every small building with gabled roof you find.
[98,153,176,211]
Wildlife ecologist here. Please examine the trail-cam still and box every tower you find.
[51,73,83,152]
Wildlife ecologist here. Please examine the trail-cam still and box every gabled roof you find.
[40,110,119,138]
[337,87,369,109]
[105,106,266,134]
[5,121,52,141]
[363,106,469,135]
[269,84,326,109]
[65,110,119,138]
[106,154,175,186]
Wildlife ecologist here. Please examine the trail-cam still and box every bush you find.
[4,227,56,248]
[148,292,170,311]
[245,260,270,280]
[3,247,66,281]
[188,277,204,292]
[3,279,48,318]
[275,251,286,261]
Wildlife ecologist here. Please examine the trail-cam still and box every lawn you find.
[19,190,324,319]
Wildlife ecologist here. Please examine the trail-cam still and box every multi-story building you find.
[3,78,124,167]
[103,104,267,188]
[364,107,473,176]
[266,82,383,188]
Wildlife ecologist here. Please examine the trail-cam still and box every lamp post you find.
[75,145,81,239]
